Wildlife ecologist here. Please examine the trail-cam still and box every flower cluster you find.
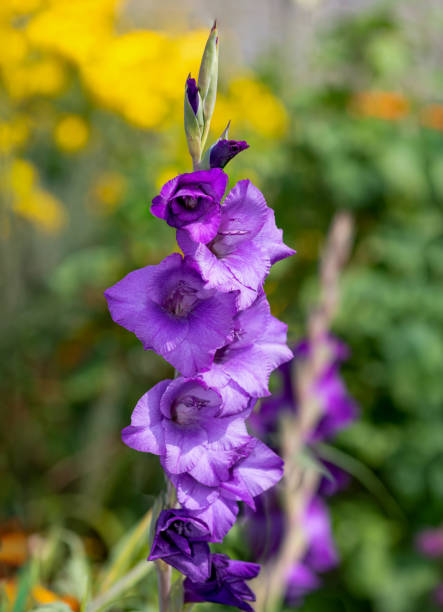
[248,335,358,604]
[104,23,295,610]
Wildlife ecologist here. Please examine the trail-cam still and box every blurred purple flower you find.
[245,488,284,560]
[184,553,260,612]
[318,461,351,496]
[209,139,249,169]
[104,253,238,376]
[178,180,294,309]
[151,169,227,243]
[251,334,357,441]
[148,509,211,582]
[416,528,443,558]
[122,377,253,486]
[434,583,443,606]
[286,563,321,605]
[304,496,338,572]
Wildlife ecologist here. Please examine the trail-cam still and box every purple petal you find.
[194,496,239,543]
[286,563,320,603]
[233,439,284,498]
[184,205,222,244]
[162,420,208,474]
[178,180,276,308]
[173,473,220,510]
[104,254,189,353]
[121,380,170,454]
[256,206,296,265]
[163,289,237,376]
[304,497,338,572]
[186,76,199,115]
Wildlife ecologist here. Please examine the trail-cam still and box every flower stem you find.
[155,559,172,612]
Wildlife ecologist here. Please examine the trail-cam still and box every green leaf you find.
[32,605,72,612]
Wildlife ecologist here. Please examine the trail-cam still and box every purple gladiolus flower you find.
[184,553,260,612]
[201,292,293,398]
[104,253,238,376]
[318,462,351,496]
[122,377,253,486]
[171,438,284,541]
[251,335,357,440]
[245,488,284,560]
[286,563,321,605]
[416,528,443,558]
[151,169,228,243]
[148,509,211,582]
[303,497,338,572]
[209,139,249,169]
[433,583,443,606]
[179,179,295,308]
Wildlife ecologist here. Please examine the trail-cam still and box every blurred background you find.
[1,0,443,610]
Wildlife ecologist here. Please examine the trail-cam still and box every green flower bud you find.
[184,75,203,167]
[198,21,219,148]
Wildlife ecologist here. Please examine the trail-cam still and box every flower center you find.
[208,229,249,258]
[172,520,193,536]
[214,328,244,363]
[171,394,210,425]
[163,281,199,317]
[177,195,199,210]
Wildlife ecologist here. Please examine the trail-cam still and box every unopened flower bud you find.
[198,21,219,147]
[198,122,249,170]
[184,75,204,166]
[209,139,249,169]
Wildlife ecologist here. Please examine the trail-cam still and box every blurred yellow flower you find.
[26,0,118,65]
[54,115,90,153]
[0,116,31,154]
[81,29,207,129]
[0,27,28,65]
[6,158,66,232]
[93,172,126,211]
[213,76,289,138]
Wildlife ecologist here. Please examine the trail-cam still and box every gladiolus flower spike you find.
[105,23,295,610]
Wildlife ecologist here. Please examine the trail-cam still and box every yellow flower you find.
[26,0,117,65]
[0,27,28,65]
[54,115,89,152]
[9,157,35,197]
[0,115,31,154]
[93,172,126,210]
[14,189,66,232]
[6,158,67,232]
[212,76,288,139]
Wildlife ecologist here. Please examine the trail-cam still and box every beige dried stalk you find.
[254,211,354,611]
